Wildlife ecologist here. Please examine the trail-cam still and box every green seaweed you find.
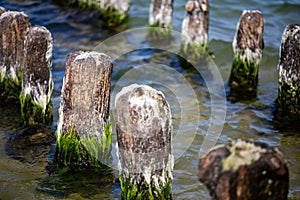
[19,93,53,126]
[228,55,259,92]
[101,6,128,27]
[119,172,172,200]
[0,69,22,102]
[180,42,208,63]
[55,124,112,168]
[274,81,300,128]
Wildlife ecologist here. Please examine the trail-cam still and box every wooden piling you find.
[148,0,173,36]
[115,84,173,200]
[199,140,289,200]
[20,26,53,126]
[55,51,113,168]
[0,11,31,100]
[228,10,264,99]
[181,0,209,60]
[67,0,130,26]
[275,24,300,125]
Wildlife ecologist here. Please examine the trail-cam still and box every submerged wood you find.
[21,26,53,126]
[0,11,31,99]
[55,51,113,167]
[199,140,289,200]
[115,84,173,200]
[228,10,264,99]
[181,0,209,60]
[275,24,300,125]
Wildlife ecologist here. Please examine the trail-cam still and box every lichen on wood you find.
[55,51,113,168]
[274,24,300,127]
[228,10,264,99]
[20,26,53,126]
[115,84,173,200]
[199,140,289,200]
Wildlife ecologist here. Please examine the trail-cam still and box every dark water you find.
[0,0,300,199]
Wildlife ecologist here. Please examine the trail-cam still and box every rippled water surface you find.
[0,0,299,199]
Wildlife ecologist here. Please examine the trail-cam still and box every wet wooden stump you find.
[0,11,31,100]
[115,84,173,200]
[181,0,209,60]
[148,0,173,37]
[228,10,264,100]
[20,26,53,126]
[199,140,289,200]
[55,51,113,168]
[63,0,130,26]
[275,24,300,127]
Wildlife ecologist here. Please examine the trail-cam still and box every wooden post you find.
[20,26,53,126]
[228,10,264,99]
[65,0,130,26]
[55,51,113,168]
[199,140,289,200]
[181,0,209,60]
[275,24,300,124]
[0,11,31,100]
[115,84,173,200]
[148,0,173,37]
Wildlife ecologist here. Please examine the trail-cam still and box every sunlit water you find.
[0,0,299,199]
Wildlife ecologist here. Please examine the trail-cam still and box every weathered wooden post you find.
[115,84,173,199]
[228,10,264,99]
[275,24,300,124]
[148,0,173,37]
[181,0,209,60]
[61,0,130,26]
[199,140,289,200]
[0,11,31,100]
[55,51,113,168]
[20,26,53,126]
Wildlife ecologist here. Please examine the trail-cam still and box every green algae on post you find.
[181,0,209,61]
[199,140,289,200]
[228,10,264,100]
[20,26,53,126]
[274,24,300,127]
[55,51,113,168]
[115,84,173,200]
[0,11,31,101]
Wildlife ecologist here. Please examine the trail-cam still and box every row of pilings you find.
[0,1,298,199]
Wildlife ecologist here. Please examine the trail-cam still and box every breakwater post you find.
[181,0,209,60]
[275,24,300,125]
[0,11,31,100]
[55,51,113,168]
[148,0,173,37]
[20,26,53,126]
[115,84,173,199]
[62,0,130,26]
[199,140,289,200]
[228,10,264,99]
